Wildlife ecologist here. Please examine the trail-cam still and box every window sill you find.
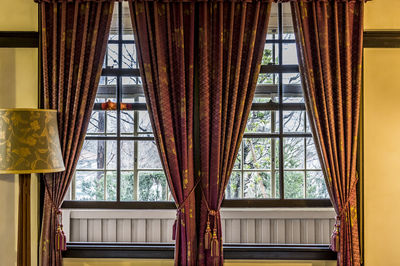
[61,199,332,209]
[63,243,337,261]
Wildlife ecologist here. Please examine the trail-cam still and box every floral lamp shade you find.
[0,109,65,174]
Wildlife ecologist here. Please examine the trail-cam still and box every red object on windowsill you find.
[101,100,133,110]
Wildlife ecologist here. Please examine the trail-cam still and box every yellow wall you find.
[0,48,39,266]
[0,0,39,266]
[0,0,37,31]
[364,49,400,266]
[364,1,400,266]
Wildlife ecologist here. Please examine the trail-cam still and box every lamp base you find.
[17,174,31,266]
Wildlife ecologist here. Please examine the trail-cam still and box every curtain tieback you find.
[204,209,220,257]
[42,175,67,251]
[172,178,201,241]
[330,173,359,252]
[199,185,221,257]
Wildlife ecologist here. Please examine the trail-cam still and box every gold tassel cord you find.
[205,215,212,250]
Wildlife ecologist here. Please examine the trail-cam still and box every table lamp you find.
[0,109,65,266]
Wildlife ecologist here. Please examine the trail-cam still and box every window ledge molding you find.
[61,199,332,210]
[63,243,337,261]
[63,207,335,220]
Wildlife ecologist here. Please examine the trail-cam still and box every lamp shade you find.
[0,109,65,174]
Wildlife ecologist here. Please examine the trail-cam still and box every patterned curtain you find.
[129,1,271,265]
[129,2,197,265]
[197,2,271,265]
[37,1,114,265]
[290,0,365,265]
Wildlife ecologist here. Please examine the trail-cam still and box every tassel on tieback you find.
[210,227,219,257]
[330,217,340,252]
[204,210,219,258]
[56,210,67,251]
[172,219,177,241]
[56,225,67,251]
[204,216,212,250]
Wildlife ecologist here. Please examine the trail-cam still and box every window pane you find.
[246,111,272,133]
[138,141,162,169]
[122,2,133,40]
[274,171,280,199]
[121,171,135,201]
[105,111,117,135]
[245,111,280,134]
[283,43,298,64]
[138,111,152,134]
[226,172,242,199]
[267,3,278,40]
[243,138,272,170]
[77,140,104,170]
[284,137,305,169]
[138,171,168,201]
[257,73,278,86]
[107,43,118,68]
[97,76,117,103]
[109,2,118,41]
[306,113,311,133]
[121,141,134,170]
[284,171,305,199]
[282,3,295,39]
[244,172,272,199]
[122,77,143,103]
[87,111,105,135]
[122,43,138,69]
[233,144,242,170]
[75,171,104,201]
[261,43,278,65]
[283,111,305,132]
[306,171,329,199]
[106,171,117,201]
[306,137,321,169]
[106,141,117,170]
[121,110,134,134]
[283,73,303,103]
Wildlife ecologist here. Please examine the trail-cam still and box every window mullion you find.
[134,97,139,201]
[116,2,123,203]
[278,3,284,200]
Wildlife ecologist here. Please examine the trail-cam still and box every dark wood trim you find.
[17,174,31,266]
[61,199,331,209]
[0,31,39,48]
[101,68,141,77]
[224,244,337,260]
[63,243,337,261]
[364,31,400,48]
[1,30,397,49]
[222,199,332,208]
[61,200,177,209]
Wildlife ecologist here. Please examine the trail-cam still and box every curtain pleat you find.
[129,2,197,265]
[129,1,270,265]
[39,1,114,265]
[197,2,271,265]
[291,1,364,265]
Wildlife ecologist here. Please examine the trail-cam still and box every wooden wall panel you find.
[66,209,335,245]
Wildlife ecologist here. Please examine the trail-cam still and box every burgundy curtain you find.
[38,1,114,265]
[197,2,271,265]
[291,0,364,265]
[129,2,197,265]
[130,1,271,265]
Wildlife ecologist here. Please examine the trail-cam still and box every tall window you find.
[225,4,328,200]
[67,2,328,204]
